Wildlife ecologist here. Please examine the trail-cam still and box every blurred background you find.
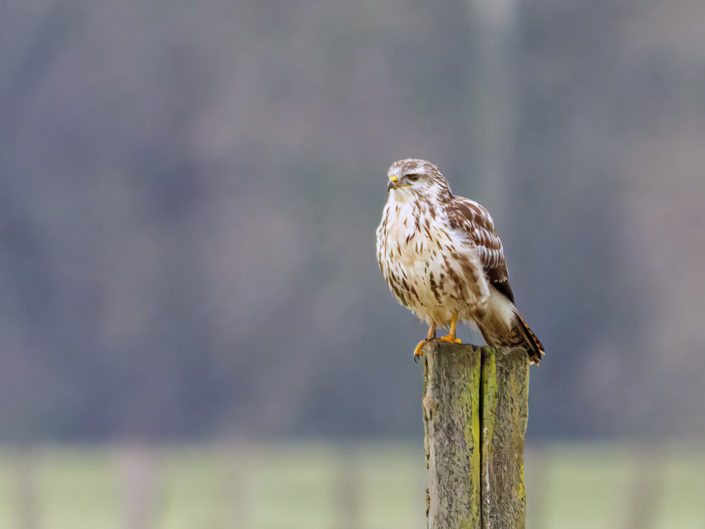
[2,0,705,527]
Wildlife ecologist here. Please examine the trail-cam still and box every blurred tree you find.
[0,0,702,441]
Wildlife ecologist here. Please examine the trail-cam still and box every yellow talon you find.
[412,324,437,363]
[437,315,461,344]
[413,339,427,359]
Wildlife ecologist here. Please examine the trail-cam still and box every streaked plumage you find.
[375,158,545,364]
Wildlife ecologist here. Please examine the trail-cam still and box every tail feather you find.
[477,287,546,365]
[512,309,545,365]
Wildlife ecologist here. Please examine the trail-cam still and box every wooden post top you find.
[422,342,529,529]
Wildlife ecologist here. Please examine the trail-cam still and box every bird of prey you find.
[375,158,545,364]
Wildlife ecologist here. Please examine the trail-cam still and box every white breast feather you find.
[376,196,490,329]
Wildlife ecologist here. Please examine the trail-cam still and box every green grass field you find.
[1,443,703,529]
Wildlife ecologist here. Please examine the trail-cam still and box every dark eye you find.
[405,173,420,181]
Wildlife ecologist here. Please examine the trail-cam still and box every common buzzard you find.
[375,158,545,364]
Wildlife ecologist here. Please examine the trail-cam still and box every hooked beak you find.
[387,174,399,191]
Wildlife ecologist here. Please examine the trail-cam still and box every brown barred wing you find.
[448,197,514,302]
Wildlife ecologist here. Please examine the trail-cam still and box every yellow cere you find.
[390,174,398,183]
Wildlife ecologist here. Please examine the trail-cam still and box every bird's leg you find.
[437,315,462,344]
[413,325,436,363]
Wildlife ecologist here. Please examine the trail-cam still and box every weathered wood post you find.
[422,342,529,529]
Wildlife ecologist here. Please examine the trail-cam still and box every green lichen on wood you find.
[422,343,529,529]
[480,347,498,458]
[423,342,481,529]
[480,347,529,529]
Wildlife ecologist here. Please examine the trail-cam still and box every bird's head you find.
[386,158,452,202]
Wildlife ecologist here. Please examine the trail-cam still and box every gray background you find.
[2,0,704,442]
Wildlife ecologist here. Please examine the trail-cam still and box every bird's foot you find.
[413,339,428,363]
[437,334,462,344]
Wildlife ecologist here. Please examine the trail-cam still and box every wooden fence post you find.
[422,342,529,529]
